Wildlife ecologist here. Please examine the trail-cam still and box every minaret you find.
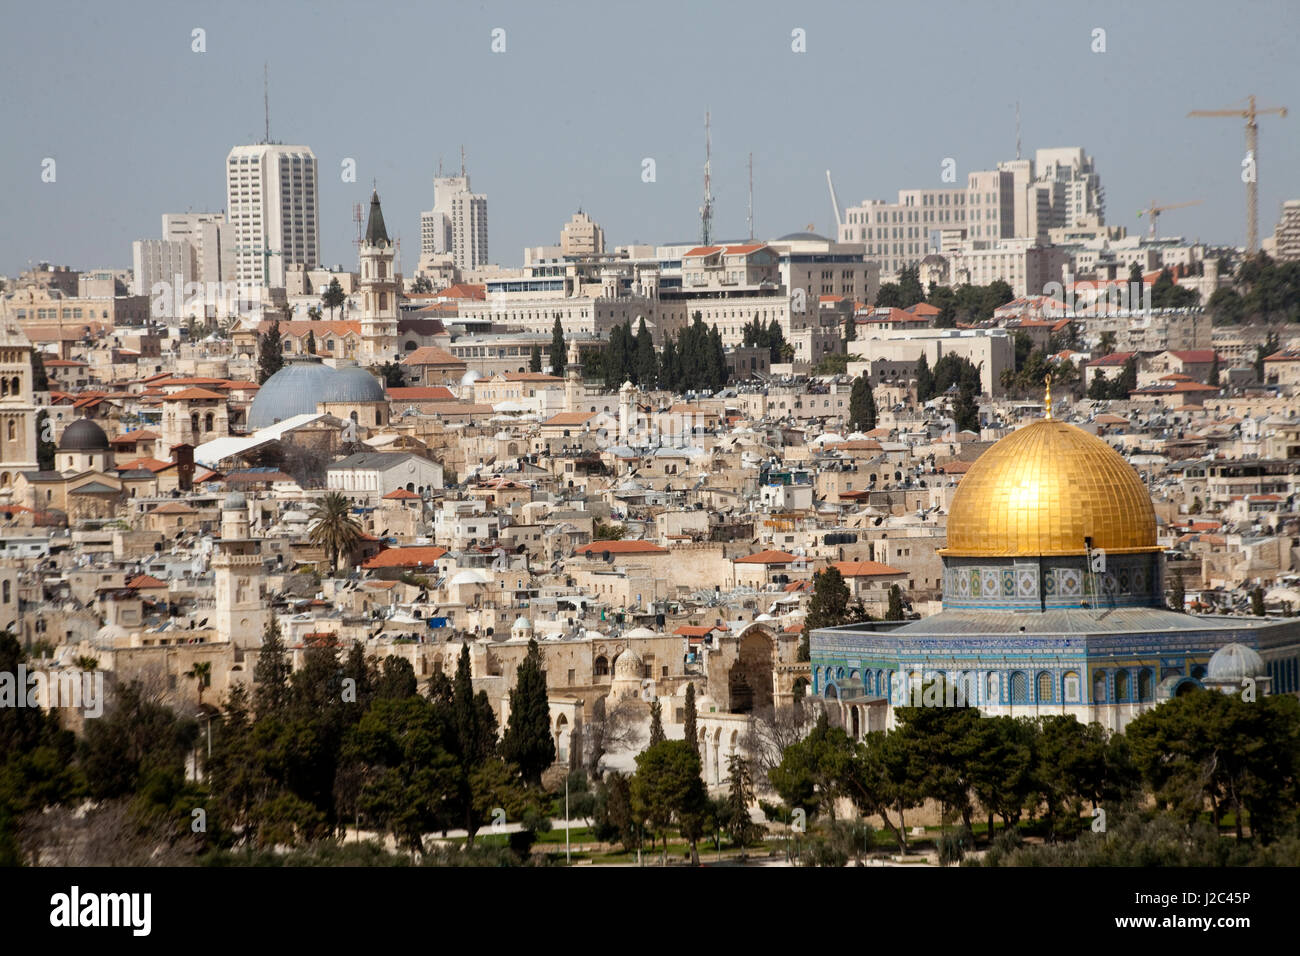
[359,189,399,364]
[212,491,268,649]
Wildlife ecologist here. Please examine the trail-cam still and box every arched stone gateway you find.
[727,629,774,713]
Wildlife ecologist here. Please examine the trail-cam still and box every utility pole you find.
[1188,95,1288,254]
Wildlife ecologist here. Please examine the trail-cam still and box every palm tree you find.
[74,655,99,672]
[185,660,212,705]
[309,491,365,573]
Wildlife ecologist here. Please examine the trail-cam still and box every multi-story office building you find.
[162,212,235,284]
[131,240,194,296]
[1034,147,1105,230]
[421,170,489,271]
[561,210,605,256]
[225,144,319,288]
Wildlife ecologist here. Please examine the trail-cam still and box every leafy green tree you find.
[305,329,316,355]
[769,712,855,822]
[1097,330,1117,355]
[875,283,902,308]
[848,373,877,431]
[632,740,711,862]
[529,344,542,373]
[897,266,924,308]
[594,771,643,852]
[378,361,404,388]
[375,657,418,699]
[321,277,346,320]
[890,679,983,836]
[309,491,365,572]
[501,639,555,787]
[549,317,567,378]
[257,320,284,384]
[967,716,1038,840]
[338,696,461,855]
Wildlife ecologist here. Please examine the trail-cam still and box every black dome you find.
[59,418,110,452]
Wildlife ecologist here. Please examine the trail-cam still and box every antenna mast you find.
[747,152,754,240]
[700,112,713,246]
[460,145,466,179]
[1015,101,1021,160]
[264,63,270,144]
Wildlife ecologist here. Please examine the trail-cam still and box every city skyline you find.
[2,0,1298,277]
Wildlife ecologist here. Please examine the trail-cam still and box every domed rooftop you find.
[59,418,109,452]
[1207,643,1267,682]
[613,647,644,679]
[248,357,384,429]
[944,418,1158,557]
[776,231,828,241]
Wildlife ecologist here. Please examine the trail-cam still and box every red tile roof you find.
[734,549,799,565]
[831,560,905,578]
[362,546,449,569]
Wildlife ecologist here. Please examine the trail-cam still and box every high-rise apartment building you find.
[420,168,488,270]
[225,144,319,287]
[1271,200,1300,262]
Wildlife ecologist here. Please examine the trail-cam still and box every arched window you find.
[1010,671,1028,703]
[986,672,999,702]
[1036,671,1053,702]
[594,656,609,677]
[1,581,9,602]
[1115,669,1131,702]
[1093,672,1108,703]
[1138,669,1154,701]
[1063,670,1081,702]
[204,413,214,432]
[5,421,13,441]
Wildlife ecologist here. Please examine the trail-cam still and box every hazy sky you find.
[2,0,1298,278]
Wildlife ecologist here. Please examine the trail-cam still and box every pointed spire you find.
[1043,373,1053,419]
[364,189,390,246]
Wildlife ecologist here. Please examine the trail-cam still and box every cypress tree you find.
[848,373,877,431]
[501,639,555,786]
[648,700,666,747]
[529,344,542,373]
[683,683,698,756]
[253,617,291,716]
[258,320,284,384]
[549,317,567,377]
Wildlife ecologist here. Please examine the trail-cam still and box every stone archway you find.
[727,628,774,714]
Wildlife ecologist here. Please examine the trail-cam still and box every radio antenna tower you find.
[1015,101,1022,160]
[700,112,714,246]
[747,152,754,240]
[264,63,271,144]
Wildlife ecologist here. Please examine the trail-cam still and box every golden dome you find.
[943,419,1158,557]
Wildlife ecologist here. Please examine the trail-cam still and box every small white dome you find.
[512,615,533,630]
[449,569,491,586]
[613,648,644,679]
[1207,643,1267,682]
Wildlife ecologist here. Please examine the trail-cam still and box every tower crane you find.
[1136,200,1202,239]
[1188,95,1287,253]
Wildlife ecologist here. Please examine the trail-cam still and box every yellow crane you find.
[1136,199,1203,239]
[1188,95,1288,254]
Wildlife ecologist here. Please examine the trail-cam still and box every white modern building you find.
[421,169,489,271]
[225,144,320,288]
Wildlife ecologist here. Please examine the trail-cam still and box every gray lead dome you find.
[248,356,385,429]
